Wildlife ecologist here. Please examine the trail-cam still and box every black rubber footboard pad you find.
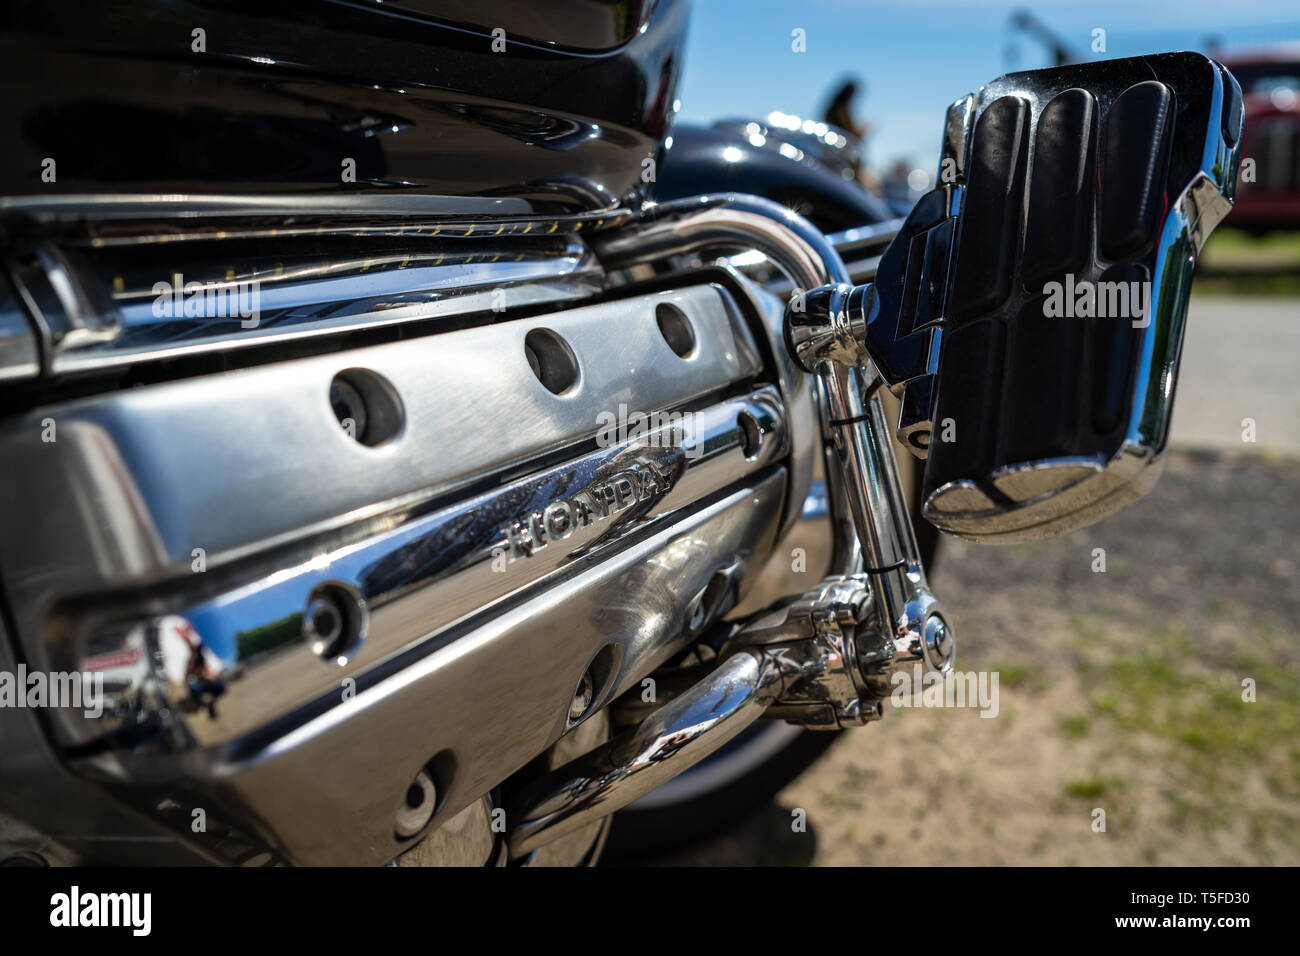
[950,96,1030,322]
[926,319,1005,483]
[925,81,1174,502]
[1022,88,1097,289]
[1100,81,1175,259]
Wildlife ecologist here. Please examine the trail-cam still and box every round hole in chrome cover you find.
[524,328,580,395]
[330,368,404,446]
[655,302,697,358]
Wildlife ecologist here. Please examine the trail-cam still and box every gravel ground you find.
[636,447,1300,865]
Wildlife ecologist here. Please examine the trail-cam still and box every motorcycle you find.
[0,0,1242,866]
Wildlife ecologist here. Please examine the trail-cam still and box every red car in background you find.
[1222,44,1300,233]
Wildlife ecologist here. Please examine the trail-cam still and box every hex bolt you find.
[394,770,437,839]
[303,584,366,664]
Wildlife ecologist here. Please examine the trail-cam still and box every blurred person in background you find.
[822,78,883,194]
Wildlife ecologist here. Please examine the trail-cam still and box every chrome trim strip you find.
[4,234,606,375]
[823,219,904,257]
[0,192,626,229]
[52,239,605,373]
[0,275,40,382]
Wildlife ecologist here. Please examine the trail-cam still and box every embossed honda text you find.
[498,461,675,560]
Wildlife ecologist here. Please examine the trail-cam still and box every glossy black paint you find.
[384,0,661,52]
[0,0,688,211]
[652,124,893,232]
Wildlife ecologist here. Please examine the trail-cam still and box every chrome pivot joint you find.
[724,573,954,731]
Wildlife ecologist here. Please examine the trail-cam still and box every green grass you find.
[989,662,1039,690]
[1201,227,1300,263]
[1074,624,1300,847]
[1065,777,1116,799]
[1060,714,1091,739]
[1196,228,1300,296]
[1195,273,1300,295]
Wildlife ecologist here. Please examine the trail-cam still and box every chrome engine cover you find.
[0,235,817,864]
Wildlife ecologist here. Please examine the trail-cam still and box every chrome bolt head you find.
[304,596,344,653]
[923,615,953,670]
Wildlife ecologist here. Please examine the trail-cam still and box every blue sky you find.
[677,0,1300,174]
